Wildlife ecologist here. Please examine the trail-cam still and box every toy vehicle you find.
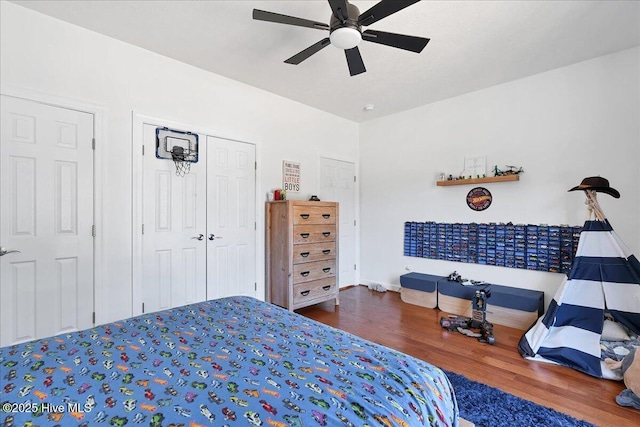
[493,165,524,176]
[440,288,495,345]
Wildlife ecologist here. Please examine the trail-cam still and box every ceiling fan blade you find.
[362,29,430,53]
[358,0,421,26]
[344,47,366,76]
[253,9,329,30]
[328,0,350,21]
[285,38,331,65]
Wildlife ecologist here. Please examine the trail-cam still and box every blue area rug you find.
[445,371,595,427]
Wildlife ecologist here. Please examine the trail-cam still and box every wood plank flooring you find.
[297,286,640,427]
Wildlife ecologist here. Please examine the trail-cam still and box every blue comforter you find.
[0,296,458,426]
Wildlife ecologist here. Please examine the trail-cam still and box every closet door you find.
[319,157,357,287]
[140,123,207,314]
[139,127,257,314]
[206,136,256,299]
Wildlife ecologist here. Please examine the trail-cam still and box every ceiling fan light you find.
[330,27,362,49]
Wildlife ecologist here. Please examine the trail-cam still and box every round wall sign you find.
[466,187,492,211]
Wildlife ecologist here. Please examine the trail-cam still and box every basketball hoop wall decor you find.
[467,187,492,211]
[155,127,199,177]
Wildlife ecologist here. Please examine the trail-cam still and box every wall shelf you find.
[437,175,519,186]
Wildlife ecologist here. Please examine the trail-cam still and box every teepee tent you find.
[518,178,640,379]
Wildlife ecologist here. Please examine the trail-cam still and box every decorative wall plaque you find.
[466,187,492,211]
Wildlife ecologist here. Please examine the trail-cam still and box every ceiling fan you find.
[253,0,430,76]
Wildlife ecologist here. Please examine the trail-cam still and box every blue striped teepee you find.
[518,190,640,378]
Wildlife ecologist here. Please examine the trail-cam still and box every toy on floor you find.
[605,346,640,409]
[367,283,387,293]
[440,288,495,345]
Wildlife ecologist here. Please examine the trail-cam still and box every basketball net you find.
[171,146,196,177]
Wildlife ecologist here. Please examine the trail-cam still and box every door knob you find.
[192,234,205,241]
[0,246,21,256]
[208,234,223,240]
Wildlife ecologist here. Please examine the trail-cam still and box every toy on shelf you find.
[493,165,524,177]
[445,270,487,286]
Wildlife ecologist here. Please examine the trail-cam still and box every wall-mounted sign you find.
[283,160,300,193]
[466,187,492,211]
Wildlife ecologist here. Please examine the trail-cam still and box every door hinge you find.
[255,222,257,230]
[255,282,257,291]
[92,312,95,324]
[255,161,257,170]
[142,224,144,235]
[92,138,96,150]
[354,264,357,270]
[91,225,96,237]
[354,175,356,182]
[142,303,145,314]
[142,145,145,155]
[353,219,356,226]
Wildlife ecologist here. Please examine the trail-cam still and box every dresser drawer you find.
[293,242,336,264]
[293,205,337,225]
[293,225,336,244]
[293,277,337,304]
[293,259,336,283]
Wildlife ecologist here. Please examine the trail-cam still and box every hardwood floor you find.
[297,286,640,427]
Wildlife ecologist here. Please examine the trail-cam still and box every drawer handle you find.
[300,252,310,257]
[300,271,310,277]
[300,290,310,296]
[322,214,331,219]
[322,249,331,255]
[322,232,331,237]
[322,267,331,273]
[300,233,310,238]
[322,285,331,291]
[300,214,310,219]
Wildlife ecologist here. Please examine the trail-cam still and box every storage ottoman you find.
[437,279,544,330]
[400,273,443,309]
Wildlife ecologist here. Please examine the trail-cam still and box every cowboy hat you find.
[568,176,620,198]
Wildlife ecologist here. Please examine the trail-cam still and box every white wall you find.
[360,47,640,306]
[0,2,359,323]
[2,2,638,322]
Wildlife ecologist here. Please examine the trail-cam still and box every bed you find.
[0,296,458,426]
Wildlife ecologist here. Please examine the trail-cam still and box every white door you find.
[206,137,257,299]
[141,123,207,314]
[319,157,356,287]
[0,95,94,347]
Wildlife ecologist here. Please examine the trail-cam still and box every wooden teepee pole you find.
[585,190,606,221]
[584,194,594,221]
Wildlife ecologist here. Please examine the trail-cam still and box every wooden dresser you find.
[266,200,339,311]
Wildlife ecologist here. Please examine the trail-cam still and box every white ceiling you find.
[12,0,640,122]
